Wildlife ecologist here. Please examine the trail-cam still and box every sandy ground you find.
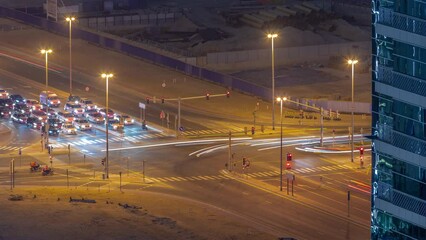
[1,187,275,240]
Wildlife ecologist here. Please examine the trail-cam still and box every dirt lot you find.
[0,187,275,240]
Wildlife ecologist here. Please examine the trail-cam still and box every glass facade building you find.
[372,0,426,239]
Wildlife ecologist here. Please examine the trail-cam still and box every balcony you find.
[376,65,426,97]
[378,7,426,36]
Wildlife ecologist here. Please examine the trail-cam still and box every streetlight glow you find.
[101,73,113,78]
[348,59,358,65]
[267,33,278,38]
[66,17,75,22]
[40,49,52,54]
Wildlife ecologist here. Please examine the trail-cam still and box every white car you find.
[87,112,105,124]
[80,98,97,110]
[115,114,134,125]
[0,89,9,99]
[74,118,92,131]
[62,123,77,135]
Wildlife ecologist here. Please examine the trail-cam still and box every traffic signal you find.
[359,147,364,155]
[146,97,150,104]
[242,157,246,166]
[251,126,255,135]
[47,146,51,154]
[286,153,292,161]
[286,161,291,170]
[206,93,210,100]
[226,91,230,98]
[161,98,165,104]
[101,157,106,166]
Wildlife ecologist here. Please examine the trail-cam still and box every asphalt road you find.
[0,35,371,239]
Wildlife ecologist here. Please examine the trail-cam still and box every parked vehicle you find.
[40,91,61,107]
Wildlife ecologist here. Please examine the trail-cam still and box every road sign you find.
[161,82,166,88]
[160,110,165,119]
[139,102,146,109]
[85,86,90,92]
[179,126,184,131]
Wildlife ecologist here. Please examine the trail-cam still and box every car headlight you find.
[131,119,134,122]
[38,117,42,120]
[58,100,61,103]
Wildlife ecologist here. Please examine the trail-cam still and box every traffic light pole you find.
[160,93,228,137]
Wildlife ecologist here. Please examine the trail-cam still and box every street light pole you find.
[348,59,358,163]
[268,33,278,131]
[41,49,52,147]
[66,17,75,96]
[102,73,113,178]
[277,97,286,191]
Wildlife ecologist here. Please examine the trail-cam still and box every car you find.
[0,107,11,118]
[47,118,62,129]
[62,123,77,135]
[74,118,92,131]
[115,114,134,125]
[48,126,60,136]
[13,103,31,115]
[64,102,85,116]
[9,94,25,104]
[11,113,28,124]
[41,106,57,117]
[108,118,124,131]
[31,110,48,122]
[87,112,105,124]
[67,95,81,103]
[0,98,13,110]
[57,111,75,123]
[25,99,39,107]
[26,116,43,130]
[39,91,61,107]
[80,98,97,110]
[98,108,115,119]
[0,89,9,99]
[84,108,98,117]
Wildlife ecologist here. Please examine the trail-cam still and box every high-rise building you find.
[371,1,426,239]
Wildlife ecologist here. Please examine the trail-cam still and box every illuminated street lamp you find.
[66,17,76,96]
[276,96,287,191]
[268,33,278,131]
[347,59,358,163]
[41,49,52,147]
[101,73,113,179]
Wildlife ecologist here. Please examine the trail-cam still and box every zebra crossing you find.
[0,145,22,151]
[50,132,170,148]
[145,165,354,183]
